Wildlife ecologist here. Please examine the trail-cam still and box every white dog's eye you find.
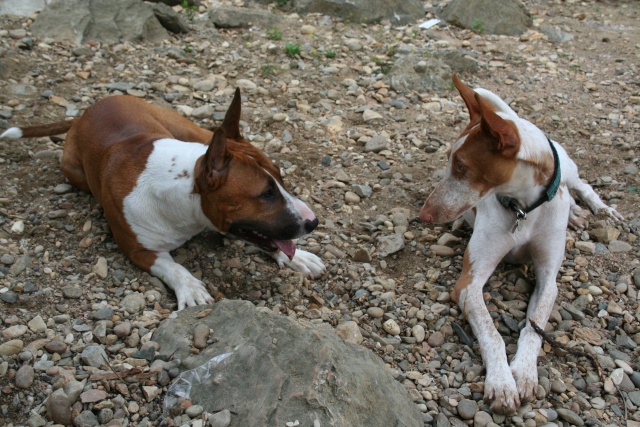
[453,156,467,174]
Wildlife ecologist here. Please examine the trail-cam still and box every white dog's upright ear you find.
[475,93,521,158]
[453,73,481,123]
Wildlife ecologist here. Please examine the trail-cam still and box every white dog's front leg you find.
[150,252,215,310]
[272,250,326,278]
[457,236,520,415]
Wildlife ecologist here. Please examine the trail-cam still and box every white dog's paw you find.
[510,357,538,403]
[174,278,215,310]
[568,204,589,230]
[484,372,520,415]
[602,206,624,222]
[272,249,326,278]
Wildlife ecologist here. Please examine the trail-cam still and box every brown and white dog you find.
[1,89,326,309]
[420,74,622,414]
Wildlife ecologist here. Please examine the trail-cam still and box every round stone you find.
[366,307,384,319]
[457,398,478,420]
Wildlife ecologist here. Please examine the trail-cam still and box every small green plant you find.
[325,49,336,59]
[276,0,289,7]
[261,64,277,76]
[471,18,485,34]
[181,0,197,20]
[267,27,283,41]
[284,42,301,57]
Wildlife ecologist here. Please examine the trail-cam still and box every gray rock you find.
[364,135,388,153]
[292,0,423,25]
[457,398,478,420]
[389,56,452,94]
[556,408,584,426]
[438,0,532,36]
[74,410,99,427]
[633,268,640,287]
[539,24,574,44]
[53,183,73,194]
[46,391,71,425]
[352,184,373,198]
[609,240,632,253]
[150,2,191,34]
[630,371,640,388]
[192,323,210,349]
[8,84,38,97]
[185,404,205,418]
[434,49,479,73]
[15,365,35,389]
[9,252,31,276]
[121,292,146,313]
[628,391,640,406]
[153,300,423,427]
[62,285,83,299]
[210,409,231,427]
[0,0,46,16]
[64,380,85,404]
[105,82,135,92]
[31,0,169,44]
[209,6,279,29]
[26,413,47,427]
[81,345,108,368]
[376,234,405,257]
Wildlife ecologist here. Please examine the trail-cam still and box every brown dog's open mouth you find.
[232,228,297,260]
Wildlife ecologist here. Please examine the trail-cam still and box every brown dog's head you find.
[194,88,318,259]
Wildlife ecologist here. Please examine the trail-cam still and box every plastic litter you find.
[163,352,233,414]
[419,18,441,29]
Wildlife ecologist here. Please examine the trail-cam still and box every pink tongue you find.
[275,240,296,260]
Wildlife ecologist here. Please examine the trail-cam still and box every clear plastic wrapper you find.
[163,352,233,413]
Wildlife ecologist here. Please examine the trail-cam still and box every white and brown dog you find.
[420,74,622,414]
[1,89,325,309]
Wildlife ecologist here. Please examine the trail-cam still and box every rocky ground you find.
[0,0,639,426]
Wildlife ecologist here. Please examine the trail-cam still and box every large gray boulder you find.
[438,0,532,36]
[209,5,280,29]
[388,56,452,94]
[0,0,47,16]
[254,0,424,25]
[31,0,169,44]
[154,300,423,427]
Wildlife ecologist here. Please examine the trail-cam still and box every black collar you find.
[496,136,561,232]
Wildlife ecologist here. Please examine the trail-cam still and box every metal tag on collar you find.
[511,208,526,233]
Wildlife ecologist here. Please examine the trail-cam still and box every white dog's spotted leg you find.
[459,284,520,415]
[510,247,561,402]
[456,235,521,415]
[272,250,326,279]
[150,252,214,310]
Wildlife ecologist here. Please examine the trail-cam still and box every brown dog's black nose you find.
[304,218,319,233]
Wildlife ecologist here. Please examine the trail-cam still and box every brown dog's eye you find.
[259,185,277,201]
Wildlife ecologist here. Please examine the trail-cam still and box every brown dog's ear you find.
[221,88,242,140]
[453,73,481,123]
[475,93,520,158]
[205,128,229,176]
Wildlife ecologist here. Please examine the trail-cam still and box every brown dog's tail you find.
[0,119,75,140]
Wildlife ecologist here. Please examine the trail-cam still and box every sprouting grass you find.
[471,18,485,34]
[284,42,301,57]
[180,0,197,20]
[267,27,283,41]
